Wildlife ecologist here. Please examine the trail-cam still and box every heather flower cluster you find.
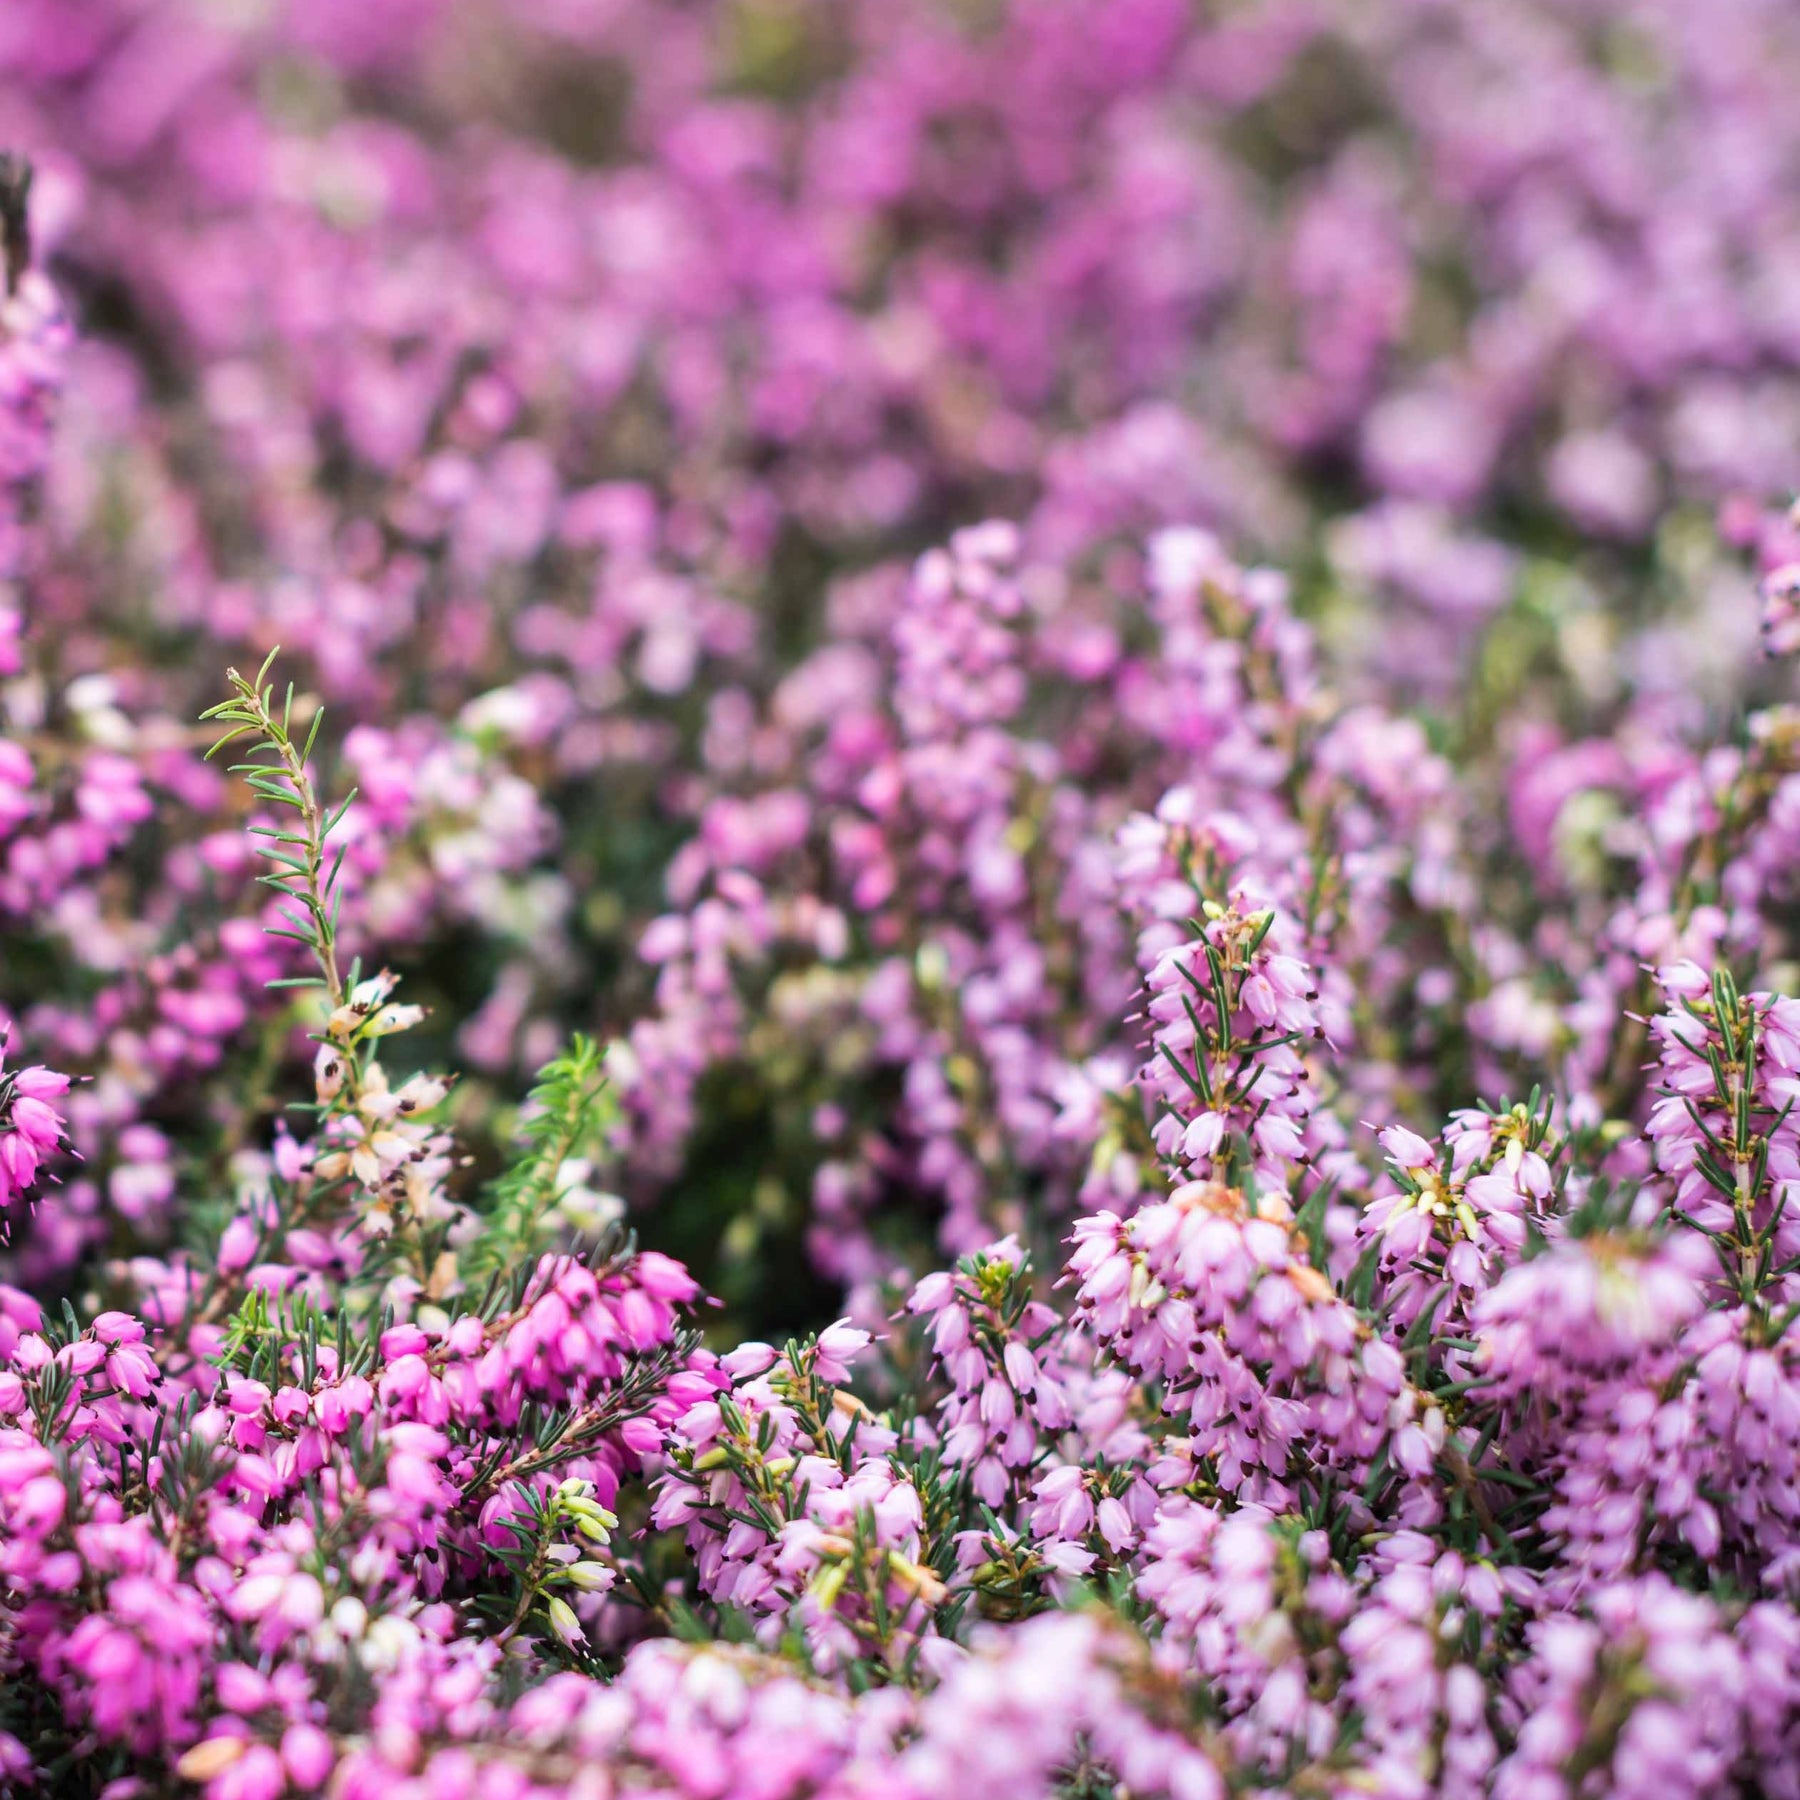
[5,0,1800,1793]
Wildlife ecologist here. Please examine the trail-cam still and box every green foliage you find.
[201,648,356,1007]
[465,1034,620,1279]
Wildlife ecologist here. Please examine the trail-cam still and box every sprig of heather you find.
[1138,892,1322,1188]
[188,657,469,1304]
[464,1034,623,1282]
[201,651,358,1013]
[1647,962,1800,1322]
[651,1322,953,1674]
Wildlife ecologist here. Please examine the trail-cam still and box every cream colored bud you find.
[562,1561,614,1593]
[545,1595,584,1647]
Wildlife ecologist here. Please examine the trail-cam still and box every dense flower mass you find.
[5,0,1800,1793]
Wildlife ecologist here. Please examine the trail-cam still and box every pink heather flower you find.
[812,1319,872,1383]
[9,1,1800,1789]
[0,1043,69,1219]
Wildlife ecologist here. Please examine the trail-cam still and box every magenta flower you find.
[0,1041,68,1220]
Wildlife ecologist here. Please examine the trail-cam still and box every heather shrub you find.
[5,1,1800,1795]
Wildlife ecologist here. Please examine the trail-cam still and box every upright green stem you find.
[201,647,358,1029]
